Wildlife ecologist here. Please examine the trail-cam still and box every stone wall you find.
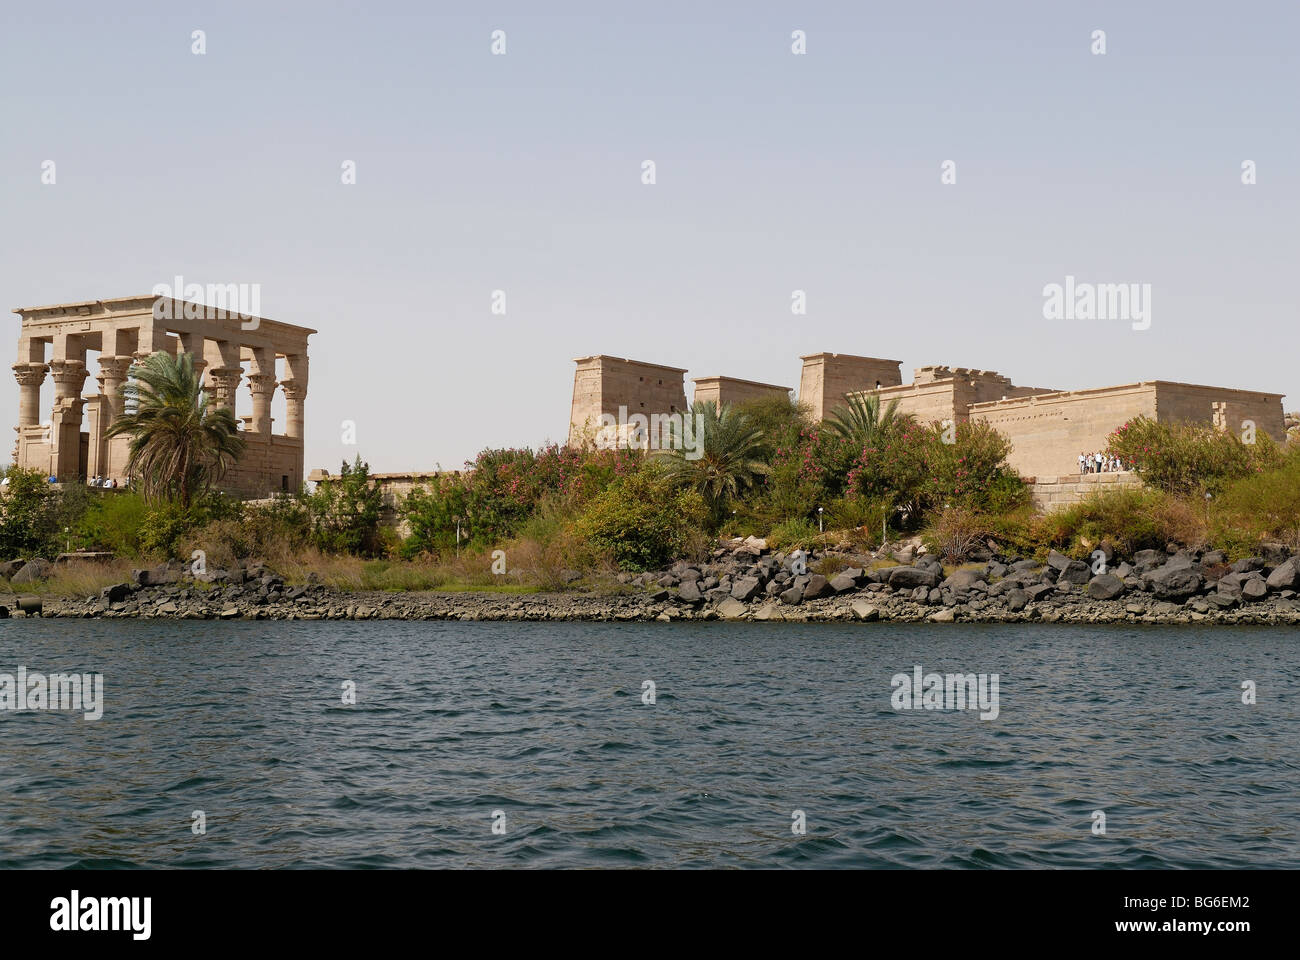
[970,383,1158,478]
[1152,381,1286,441]
[692,375,791,408]
[568,355,688,446]
[797,353,902,421]
[1027,471,1143,511]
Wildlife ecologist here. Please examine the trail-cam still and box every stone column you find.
[280,379,306,439]
[12,362,48,427]
[206,367,242,410]
[95,355,135,479]
[246,373,275,437]
[96,356,133,423]
[48,359,88,481]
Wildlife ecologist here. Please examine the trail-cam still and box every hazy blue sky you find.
[3,0,1296,473]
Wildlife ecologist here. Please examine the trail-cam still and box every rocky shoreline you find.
[3,537,1300,626]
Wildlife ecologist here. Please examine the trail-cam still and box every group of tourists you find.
[1079,451,1123,474]
[88,475,122,489]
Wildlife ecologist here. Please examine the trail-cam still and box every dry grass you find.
[3,559,138,598]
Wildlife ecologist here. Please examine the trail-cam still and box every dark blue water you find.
[0,619,1296,868]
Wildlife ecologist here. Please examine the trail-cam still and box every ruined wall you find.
[970,383,1159,478]
[692,376,791,409]
[860,366,1058,428]
[568,355,688,446]
[1152,382,1286,441]
[1028,471,1143,511]
[798,353,903,421]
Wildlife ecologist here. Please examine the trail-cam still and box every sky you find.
[2,0,1296,474]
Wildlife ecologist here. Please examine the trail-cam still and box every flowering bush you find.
[1106,417,1282,495]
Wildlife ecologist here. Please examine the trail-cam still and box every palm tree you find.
[105,351,245,508]
[654,400,770,523]
[821,393,903,447]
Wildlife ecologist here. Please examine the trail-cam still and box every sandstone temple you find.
[11,295,313,496]
[569,352,1287,504]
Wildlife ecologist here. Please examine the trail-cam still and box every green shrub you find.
[307,456,385,556]
[1210,450,1300,556]
[765,517,822,551]
[0,468,60,558]
[572,465,708,571]
[1107,417,1282,496]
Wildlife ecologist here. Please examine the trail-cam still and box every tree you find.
[821,393,902,447]
[307,456,385,555]
[654,400,770,525]
[105,351,244,508]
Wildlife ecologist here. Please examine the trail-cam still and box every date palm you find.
[822,393,903,447]
[105,351,244,508]
[655,400,770,523]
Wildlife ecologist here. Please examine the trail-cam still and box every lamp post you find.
[817,506,824,533]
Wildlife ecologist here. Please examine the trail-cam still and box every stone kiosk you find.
[12,295,314,497]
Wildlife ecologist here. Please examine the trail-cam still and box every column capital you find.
[12,361,48,387]
[279,377,307,401]
[246,372,276,396]
[48,358,89,396]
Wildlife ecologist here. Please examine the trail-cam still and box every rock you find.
[676,580,703,604]
[779,585,804,605]
[1230,557,1265,574]
[100,582,132,604]
[802,574,831,600]
[1242,578,1268,602]
[1006,588,1029,612]
[1201,550,1227,566]
[730,576,762,601]
[829,573,858,594]
[11,558,52,584]
[1261,542,1289,565]
[218,606,241,619]
[929,608,956,622]
[891,547,915,565]
[1046,550,1072,572]
[1087,573,1126,600]
[1133,549,1164,569]
[1145,566,1204,602]
[941,569,985,591]
[0,605,7,618]
[1206,593,1238,610]
[647,588,669,602]
[987,562,1008,579]
[850,600,879,621]
[1125,602,1146,615]
[1060,561,1092,585]
[1265,557,1300,592]
[887,566,940,590]
[156,601,179,615]
[1025,583,1054,603]
[753,603,782,621]
[1009,559,1040,573]
[716,598,747,620]
[0,560,25,579]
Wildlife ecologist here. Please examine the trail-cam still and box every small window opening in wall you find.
[640,402,645,408]
[658,379,662,385]
[281,475,289,491]
[639,376,643,382]
[670,405,676,412]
